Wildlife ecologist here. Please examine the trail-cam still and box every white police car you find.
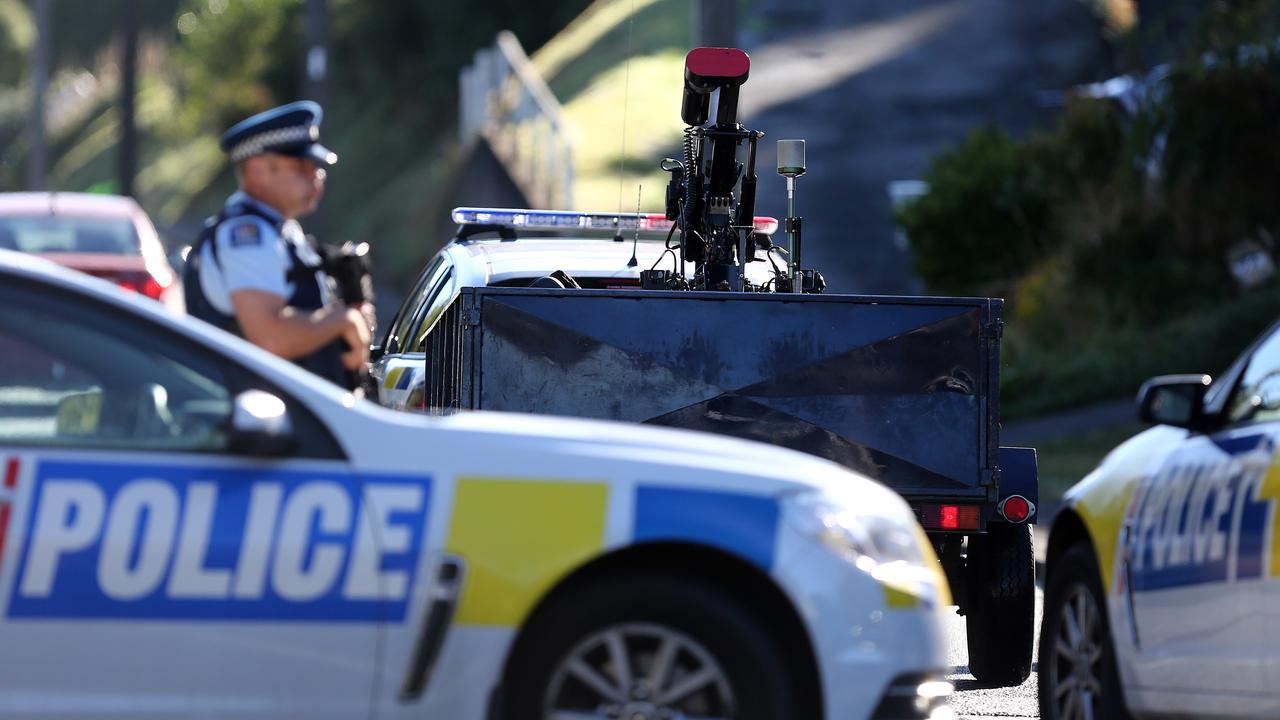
[0,248,953,719]
[372,208,782,412]
[1039,320,1280,719]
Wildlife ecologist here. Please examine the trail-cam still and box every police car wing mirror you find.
[1136,374,1211,429]
[228,390,297,456]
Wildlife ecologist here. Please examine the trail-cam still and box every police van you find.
[0,249,953,720]
[1039,321,1280,719]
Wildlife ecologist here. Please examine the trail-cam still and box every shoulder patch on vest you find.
[230,222,262,247]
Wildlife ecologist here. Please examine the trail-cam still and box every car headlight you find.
[785,490,948,607]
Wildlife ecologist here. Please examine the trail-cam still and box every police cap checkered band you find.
[228,125,315,162]
[221,100,337,166]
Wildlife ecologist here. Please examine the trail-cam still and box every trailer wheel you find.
[502,572,802,720]
[965,522,1035,686]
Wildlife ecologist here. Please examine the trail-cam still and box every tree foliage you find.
[900,21,1280,325]
[898,0,1280,414]
[895,126,1052,296]
[0,0,34,87]
[170,0,299,138]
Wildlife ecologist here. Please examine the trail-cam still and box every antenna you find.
[777,139,806,293]
[629,185,642,267]
[613,0,637,244]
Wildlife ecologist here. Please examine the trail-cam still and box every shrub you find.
[1002,280,1280,418]
[895,126,1052,296]
[902,0,1280,416]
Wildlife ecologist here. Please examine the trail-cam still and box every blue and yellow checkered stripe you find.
[445,480,779,626]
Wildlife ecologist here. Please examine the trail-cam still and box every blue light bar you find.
[451,207,778,236]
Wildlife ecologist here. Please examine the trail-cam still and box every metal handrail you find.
[459,31,575,209]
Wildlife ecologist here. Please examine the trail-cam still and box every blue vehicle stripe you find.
[1212,433,1268,455]
[396,369,414,390]
[633,485,778,570]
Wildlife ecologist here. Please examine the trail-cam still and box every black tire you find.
[1038,543,1130,720]
[965,521,1035,686]
[502,572,802,720]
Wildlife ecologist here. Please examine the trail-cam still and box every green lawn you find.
[532,0,692,212]
[1033,422,1145,502]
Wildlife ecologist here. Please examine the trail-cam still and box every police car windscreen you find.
[0,217,138,255]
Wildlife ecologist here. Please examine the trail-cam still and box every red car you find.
[0,192,182,311]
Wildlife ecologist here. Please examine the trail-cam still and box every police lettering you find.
[1127,453,1270,591]
[1131,462,1234,574]
[9,463,429,621]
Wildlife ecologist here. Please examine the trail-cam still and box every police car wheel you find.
[1037,543,1130,720]
[502,572,801,720]
[965,522,1035,687]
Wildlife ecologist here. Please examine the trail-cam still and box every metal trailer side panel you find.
[439,287,998,498]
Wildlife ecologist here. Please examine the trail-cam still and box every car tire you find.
[502,571,803,720]
[965,521,1035,686]
[1038,542,1130,720]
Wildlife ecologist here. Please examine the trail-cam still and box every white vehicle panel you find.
[0,249,949,719]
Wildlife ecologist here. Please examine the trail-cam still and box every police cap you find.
[220,100,338,166]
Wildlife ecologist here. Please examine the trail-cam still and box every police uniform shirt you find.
[197,191,331,315]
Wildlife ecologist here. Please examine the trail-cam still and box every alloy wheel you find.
[543,622,736,720]
[1047,583,1106,720]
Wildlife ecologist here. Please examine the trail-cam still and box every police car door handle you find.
[399,555,466,701]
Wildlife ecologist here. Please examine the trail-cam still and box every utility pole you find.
[304,0,329,232]
[27,0,50,191]
[303,0,329,108]
[119,0,139,197]
[696,0,739,48]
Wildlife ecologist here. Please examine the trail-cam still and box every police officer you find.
[185,101,371,389]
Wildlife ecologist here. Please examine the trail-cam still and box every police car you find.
[0,248,954,719]
[1039,322,1280,719]
[372,208,782,412]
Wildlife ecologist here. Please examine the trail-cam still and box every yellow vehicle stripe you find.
[383,366,405,390]
[875,524,951,609]
[1076,482,1133,595]
[883,584,918,608]
[448,478,608,626]
[1260,457,1280,578]
[916,523,951,606]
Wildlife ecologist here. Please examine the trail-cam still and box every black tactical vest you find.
[184,203,349,388]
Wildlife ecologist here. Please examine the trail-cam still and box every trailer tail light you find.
[999,495,1034,523]
[915,503,980,531]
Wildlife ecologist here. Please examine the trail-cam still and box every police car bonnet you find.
[220,100,338,166]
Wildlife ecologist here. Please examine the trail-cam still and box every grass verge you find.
[532,0,692,212]
[1003,282,1280,419]
[1034,422,1145,502]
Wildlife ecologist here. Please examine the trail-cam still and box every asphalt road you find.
[947,585,1043,719]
